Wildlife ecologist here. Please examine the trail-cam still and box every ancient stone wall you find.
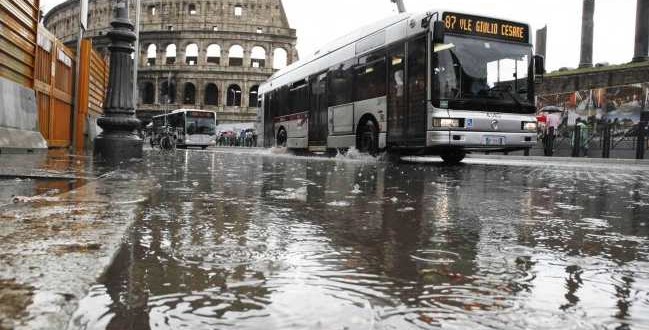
[44,0,298,124]
[538,63,649,95]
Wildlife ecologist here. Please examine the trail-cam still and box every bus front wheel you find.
[440,151,466,165]
[357,119,379,156]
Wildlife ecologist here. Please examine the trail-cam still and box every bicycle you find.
[157,126,176,152]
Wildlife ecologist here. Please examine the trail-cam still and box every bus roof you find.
[260,9,531,94]
[260,11,416,94]
[152,109,216,119]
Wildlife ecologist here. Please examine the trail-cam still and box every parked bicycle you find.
[156,126,176,151]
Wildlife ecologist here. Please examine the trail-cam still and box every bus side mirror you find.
[433,21,445,44]
[534,55,545,83]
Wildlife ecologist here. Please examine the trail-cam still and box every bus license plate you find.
[483,136,506,145]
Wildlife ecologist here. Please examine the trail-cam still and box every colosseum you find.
[43,0,298,124]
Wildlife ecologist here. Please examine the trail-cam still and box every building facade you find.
[44,0,298,124]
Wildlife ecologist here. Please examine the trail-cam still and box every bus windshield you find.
[186,113,216,136]
[432,35,535,113]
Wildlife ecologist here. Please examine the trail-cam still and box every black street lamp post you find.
[94,0,143,161]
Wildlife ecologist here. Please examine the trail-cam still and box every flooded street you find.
[70,149,649,329]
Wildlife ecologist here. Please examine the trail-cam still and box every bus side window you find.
[278,86,289,117]
[354,54,386,101]
[289,79,309,113]
[327,59,354,107]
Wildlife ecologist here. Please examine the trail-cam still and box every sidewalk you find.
[0,151,151,330]
[467,153,649,166]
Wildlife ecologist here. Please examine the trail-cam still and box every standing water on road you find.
[70,150,649,329]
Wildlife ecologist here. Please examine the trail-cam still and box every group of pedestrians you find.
[217,129,257,147]
[537,111,638,157]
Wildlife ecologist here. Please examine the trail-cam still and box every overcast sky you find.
[41,0,638,71]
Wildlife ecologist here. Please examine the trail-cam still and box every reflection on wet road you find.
[71,150,649,329]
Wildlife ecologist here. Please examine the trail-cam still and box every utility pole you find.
[72,0,88,153]
[391,0,406,13]
[133,0,141,106]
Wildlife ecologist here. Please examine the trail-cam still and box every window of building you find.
[256,27,263,34]
[249,85,259,107]
[188,4,197,15]
[142,82,155,104]
[165,44,176,64]
[205,84,219,106]
[146,44,157,66]
[227,84,242,106]
[251,46,266,68]
[272,48,288,69]
[228,45,244,67]
[185,43,198,65]
[148,6,156,16]
[167,25,174,31]
[206,44,221,65]
[161,81,176,103]
[183,83,196,104]
[212,26,219,31]
[234,5,243,16]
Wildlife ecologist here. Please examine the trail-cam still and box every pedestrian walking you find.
[544,112,561,156]
[571,118,590,157]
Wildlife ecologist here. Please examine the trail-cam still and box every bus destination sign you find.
[442,12,530,43]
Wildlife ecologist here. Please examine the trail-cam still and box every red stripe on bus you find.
[273,112,309,123]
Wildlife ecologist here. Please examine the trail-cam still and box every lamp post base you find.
[94,131,143,163]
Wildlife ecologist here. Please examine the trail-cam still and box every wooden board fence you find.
[0,0,40,88]
[33,26,75,148]
[75,39,109,151]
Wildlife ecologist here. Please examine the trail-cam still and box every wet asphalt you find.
[61,148,649,330]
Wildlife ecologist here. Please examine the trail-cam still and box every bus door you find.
[387,45,406,145]
[263,94,274,147]
[308,72,328,146]
[405,35,428,146]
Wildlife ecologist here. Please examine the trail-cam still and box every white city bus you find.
[151,109,217,149]
[258,10,545,163]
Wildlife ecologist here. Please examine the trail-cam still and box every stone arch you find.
[249,85,260,107]
[273,47,288,69]
[188,3,198,15]
[206,44,221,65]
[205,83,219,106]
[183,82,196,104]
[185,43,199,65]
[161,81,176,104]
[165,44,177,64]
[226,84,242,106]
[228,45,244,67]
[250,46,266,68]
[146,44,157,66]
[141,82,155,104]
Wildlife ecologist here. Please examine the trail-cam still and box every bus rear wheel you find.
[440,151,466,165]
[357,120,379,156]
[277,128,287,147]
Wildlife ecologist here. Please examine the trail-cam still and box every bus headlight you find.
[433,118,463,128]
[522,121,537,131]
